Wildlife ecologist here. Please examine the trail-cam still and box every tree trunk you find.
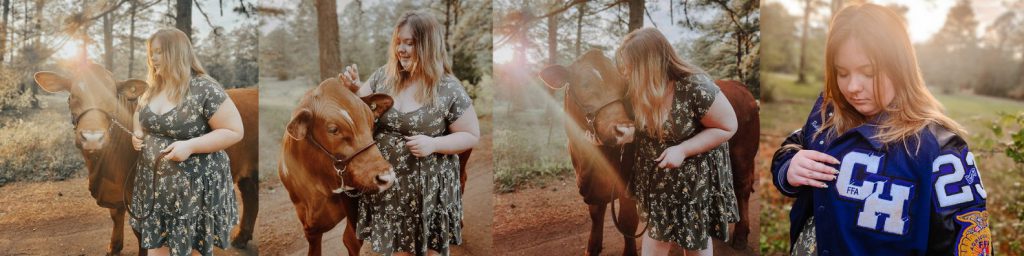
[129,0,136,77]
[103,13,114,71]
[575,3,583,58]
[445,0,451,51]
[547,9,557,65]
[796,0,811,84]
[832,0,843,17]
[628,0,643,32]
[1,0,10,66]
[314,0,341,81]
[176,0,192,39]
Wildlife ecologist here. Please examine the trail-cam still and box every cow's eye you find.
[327,125,339,134]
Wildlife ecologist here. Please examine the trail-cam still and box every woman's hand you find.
[655,145,687,169]
[340,64,362,89]
[786,150,840,188]
[161,140,195,162]
[132,131,144,151]
[405,135,437,157]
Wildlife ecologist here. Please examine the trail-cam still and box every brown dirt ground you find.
[493,175,761,256]
[0,135,493,255]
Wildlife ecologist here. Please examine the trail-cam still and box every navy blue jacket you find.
[771,95,992,255]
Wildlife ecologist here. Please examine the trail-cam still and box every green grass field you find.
[758,72,1024,255]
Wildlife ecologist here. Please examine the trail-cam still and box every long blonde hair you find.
[616,27,703,140]
[818,3,965,151]
[381,10,452,106]
[140,28,207,106]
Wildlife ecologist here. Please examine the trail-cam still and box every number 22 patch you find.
[955,209,991,256]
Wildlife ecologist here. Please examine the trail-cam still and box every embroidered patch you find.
[955,210,992,256]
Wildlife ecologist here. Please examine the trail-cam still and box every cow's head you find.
[285,75,396,193]
[34,62,147,152]
[540,50,635,145]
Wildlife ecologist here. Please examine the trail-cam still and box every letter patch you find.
[837,150,914,235]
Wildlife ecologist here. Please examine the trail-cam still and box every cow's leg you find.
[132,224,149,256]
[341,198,362,255]
[304,228,324,256]
[107,207,125,256]
[586,203,606,256]
[730,163,753,250]
[232,175,259,248]
[342,219,362,256]
[618,197,640,256]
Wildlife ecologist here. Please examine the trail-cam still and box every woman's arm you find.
[656,92,736,168]
[131,106,144,151]
[341,64,373,97]
[405,106,480,157]
[161,97,244,161]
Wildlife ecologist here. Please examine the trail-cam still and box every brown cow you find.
[541,50,641,256]
[278,75,398,256]
[33,62,261,254]
[714,80,759,249]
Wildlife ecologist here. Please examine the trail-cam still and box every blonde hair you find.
[381,10,451,106]
[141,28,207,106]
[817,3,965,151]
[615,27,703,140]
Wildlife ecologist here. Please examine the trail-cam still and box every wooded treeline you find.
[0,0,258,112]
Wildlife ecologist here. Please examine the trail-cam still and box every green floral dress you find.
[129,75,237,256]
[356,68,472,255]
[629,73,739,250]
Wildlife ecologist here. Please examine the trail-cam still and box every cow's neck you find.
[284,139,345,195]
[82,96,141,169]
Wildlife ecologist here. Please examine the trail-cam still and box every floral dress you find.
[629,73,739,250]
[356,67,472,255]
[129,75,237,256]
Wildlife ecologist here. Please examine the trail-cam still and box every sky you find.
[767,0,1012,43]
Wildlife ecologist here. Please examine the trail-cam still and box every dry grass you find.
[0,94,84,187]
[758,72,1024,255]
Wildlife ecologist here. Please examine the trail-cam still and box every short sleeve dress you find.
[356,67,472,255]
[129,75,238,256]
[629,73,739,250]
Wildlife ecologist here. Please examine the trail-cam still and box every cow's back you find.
[714,80,759,189]
[225,88,259,181]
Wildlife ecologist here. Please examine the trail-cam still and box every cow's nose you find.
[375,170,396,189]
[614,124,635,145]
[81,130,105,143]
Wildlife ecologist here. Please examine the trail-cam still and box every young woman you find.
[770,3,991,255]
[129,28,243,256]
[615,27,739,255]
[339,10,479,256]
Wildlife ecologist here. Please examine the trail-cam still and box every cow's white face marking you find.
[339,109,353,126]
[590,67,603,82]
[82,130,104,142]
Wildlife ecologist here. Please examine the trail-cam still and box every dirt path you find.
[0,135,493,255]
[494,176,760,256]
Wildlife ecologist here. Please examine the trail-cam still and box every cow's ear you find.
[539,65,570,89]
[361,93,394,120]
[117,79,148,100]
[286,109,313,140]
[34,72,71,93]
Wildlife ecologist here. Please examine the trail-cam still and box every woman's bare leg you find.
[683,238,713,256]
[641,233,672,256]
[147,247,170,256]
